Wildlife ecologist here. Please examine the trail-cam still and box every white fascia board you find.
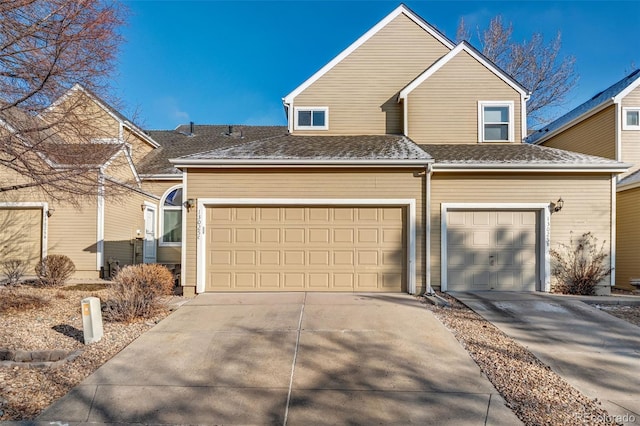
[398,42,529,101]
[433,163,630,173]
[612,75,640,103]
[616,179,640,192]
[171,159,433,168]
[529,99,615,145]
[283,5,454,104]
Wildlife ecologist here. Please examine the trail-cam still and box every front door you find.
[143,204,157,263]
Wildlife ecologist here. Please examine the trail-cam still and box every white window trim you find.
[293,107,329,131]
[196,198,416,295]
[440,203,550,292]
[622,107,640,130]
[478,101,515,142]
[159,184,183,247]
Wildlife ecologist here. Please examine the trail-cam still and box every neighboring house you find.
[0,83,286,280]
[170,5,627,296]
[527,69,640,291]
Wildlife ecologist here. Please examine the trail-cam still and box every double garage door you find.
[446,210,538,292]
[205,206,406,292]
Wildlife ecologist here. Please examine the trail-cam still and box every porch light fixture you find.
[46,207,55,217]
[551,197,564,213]
[185,198,196,210]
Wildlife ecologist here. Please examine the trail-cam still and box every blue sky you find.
[115,1,640,130]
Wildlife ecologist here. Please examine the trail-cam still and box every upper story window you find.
[478,101,515,142]
[160,185,182,246]
[294,107,328,130]
[623,108,640,130]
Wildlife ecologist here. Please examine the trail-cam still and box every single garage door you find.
[447,210,537,291]
[206,206,405,292]
[0,208,43,270]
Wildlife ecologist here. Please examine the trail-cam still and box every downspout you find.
[424,163,433,295]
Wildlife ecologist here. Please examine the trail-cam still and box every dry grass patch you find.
[0,288,50,313]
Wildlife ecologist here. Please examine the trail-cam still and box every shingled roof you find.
[138,125,288,174]
[526,69,640,145]
[172,134,431,165]
[420,143,628,169]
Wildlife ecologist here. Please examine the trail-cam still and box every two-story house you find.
[171,5,627,296]
[527,69,640,291]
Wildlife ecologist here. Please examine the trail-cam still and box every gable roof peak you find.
[282,4,455,104]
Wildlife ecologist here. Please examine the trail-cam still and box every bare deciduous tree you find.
[457,16,578,129]
[0,0,128,202]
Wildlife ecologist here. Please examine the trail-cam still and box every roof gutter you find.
[433,162,630,173]
[171,158,433,168]
[139,173,183,180]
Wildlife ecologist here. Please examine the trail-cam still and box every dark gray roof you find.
[174,134,431,163]
[526,69,640,144]
[420,143,627,168]
[138,125,288,174]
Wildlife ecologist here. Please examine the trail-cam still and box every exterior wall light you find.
[551,197,564,213]
[185,198,196,210]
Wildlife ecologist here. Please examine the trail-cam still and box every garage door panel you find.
[206,206,405,292]
[447,210,537,292]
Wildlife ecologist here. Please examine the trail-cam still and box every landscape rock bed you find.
[424,293,618,426]
[0,285,169,421]
[594,304,640,327]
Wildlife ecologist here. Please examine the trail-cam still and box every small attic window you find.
[623,108,640,130]
[294,107,328,130]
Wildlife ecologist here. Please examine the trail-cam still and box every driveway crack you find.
[283,292,306,426]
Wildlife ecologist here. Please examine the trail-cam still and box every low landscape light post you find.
[81,297,104,344]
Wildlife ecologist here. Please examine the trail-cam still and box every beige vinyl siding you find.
[103,191,151,272]
[184,168,425,293]
[541,105,616,159]
[293,13,450,135]
[47,201,99,278]
[104,151,136,184]
[141,179,183,264]
[407,50,522,144]
[124,128,155,165]
[615,187,640,291]
[430,172,613,292]
[621,86,640,177]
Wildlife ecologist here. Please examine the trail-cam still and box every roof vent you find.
[224,125,243,139]
[190,121,194,135]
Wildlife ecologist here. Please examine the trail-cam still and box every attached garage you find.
[0,204,47,271]
[440,204,550,293]
[202,203,411,292]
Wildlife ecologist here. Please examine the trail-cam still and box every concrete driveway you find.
[38,293,519,425]
[451,291,640,424]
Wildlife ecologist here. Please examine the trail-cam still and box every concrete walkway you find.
[37,293,520,425]
[451,291,640,425]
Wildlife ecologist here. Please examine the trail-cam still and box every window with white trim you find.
[294,107,328,130]
[623,108,640,130]
[160,186,182,245]
[478,101,515,142]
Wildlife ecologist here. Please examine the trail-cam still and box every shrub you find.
[104,263,174,322]
[550,232,612,295]
[35,255,76,287]
[1,259,28,285]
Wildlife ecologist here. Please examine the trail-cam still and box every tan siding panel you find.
[185,168,424,293]
[431,173,613,291]
[541,106,616,159]
[408,51,522,144]
[294,14,450,135]
[616,188,640,290]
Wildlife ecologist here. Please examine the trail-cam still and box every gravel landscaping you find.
[0,284,171,421]
[425,293,620,426]
[594,304,640,327]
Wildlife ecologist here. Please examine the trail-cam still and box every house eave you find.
[139,173,183,180]
[171,159,433,168]
[433,163,629,173]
